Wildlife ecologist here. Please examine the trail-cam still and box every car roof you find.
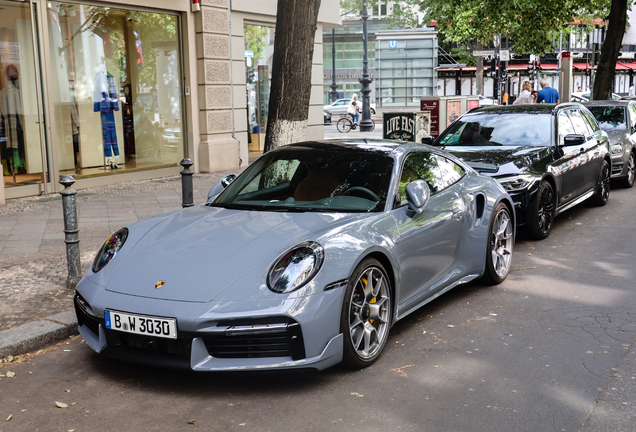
[583,100,632,107]
[467,102,586,115]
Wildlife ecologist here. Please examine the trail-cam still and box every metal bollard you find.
[180,158,194,208]
[59,175,81,289]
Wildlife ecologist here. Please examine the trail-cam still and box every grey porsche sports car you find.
[74,140,515,372]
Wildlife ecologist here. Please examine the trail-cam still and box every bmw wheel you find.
[341,258,392,368]
[620,152,635,188]
[590,159,611,206]
[480,202,514,285]
[528,180,555,240]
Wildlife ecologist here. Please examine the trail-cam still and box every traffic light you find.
[490,59,497,78]
[535,60,540,70]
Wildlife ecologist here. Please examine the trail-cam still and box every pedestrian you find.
[577,85,582,92]
[348,93,361,124]
[513,81,534,105]
[630,82,635,96]
[536,78,560,103]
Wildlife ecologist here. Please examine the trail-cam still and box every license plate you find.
[104,310,177,339]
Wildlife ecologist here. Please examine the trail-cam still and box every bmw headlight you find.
[611,143,623,156]
[267,242,324,293]
[92,228,129,273]
[497,174,538,192]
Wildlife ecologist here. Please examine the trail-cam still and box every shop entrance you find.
[0,1,48,191]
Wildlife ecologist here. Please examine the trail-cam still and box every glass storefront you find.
[48,3,184,178]
[0,1,46,188]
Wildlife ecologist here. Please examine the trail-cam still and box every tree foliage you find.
[244,25,270,61]
[390,0,611,55]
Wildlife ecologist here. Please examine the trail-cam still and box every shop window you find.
[49,3,184,178]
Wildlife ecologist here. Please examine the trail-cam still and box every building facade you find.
[0,0,339,204]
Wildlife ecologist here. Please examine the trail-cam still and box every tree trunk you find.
[475,41,484,95]
[593,0,628,100]
[263,0,322,153]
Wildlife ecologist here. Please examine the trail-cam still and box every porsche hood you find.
[101,206,355,303]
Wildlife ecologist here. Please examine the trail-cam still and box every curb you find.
[0,310,78,359]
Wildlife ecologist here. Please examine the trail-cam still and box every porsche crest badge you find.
[155,280,166,289]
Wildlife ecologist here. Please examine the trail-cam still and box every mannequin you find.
[0,64,26,182]
[94,63,119,167]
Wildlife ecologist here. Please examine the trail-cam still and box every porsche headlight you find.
[497,174,538,192]
[267,242,324,293]
[92,228,129,273]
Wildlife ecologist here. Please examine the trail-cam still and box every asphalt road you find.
[2,183,636,432]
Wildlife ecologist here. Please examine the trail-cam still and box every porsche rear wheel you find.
[480,202,514,285]
[341,258,392,369]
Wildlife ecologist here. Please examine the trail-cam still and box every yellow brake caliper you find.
[361,276,377,324]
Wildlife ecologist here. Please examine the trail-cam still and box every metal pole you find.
[330,29,338,102]
[180,158,194,208]
[59,176,81,289]
[359,0,374,132]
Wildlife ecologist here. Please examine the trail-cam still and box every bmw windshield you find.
[211,146,394,213]
[439,112,552,147]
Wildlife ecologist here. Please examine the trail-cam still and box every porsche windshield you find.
[211,146,394,212]
[439,112,552,147]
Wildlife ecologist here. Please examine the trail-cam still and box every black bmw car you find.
[432,104,611,239]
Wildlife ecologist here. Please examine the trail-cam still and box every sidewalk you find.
[0,169,237,358]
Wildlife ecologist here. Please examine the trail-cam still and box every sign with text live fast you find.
[383,112,431,142]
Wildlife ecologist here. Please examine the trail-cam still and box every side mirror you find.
[562,134,585,147]
[405,180,430,215]
[421,136,434,145]
[207,174,236,202]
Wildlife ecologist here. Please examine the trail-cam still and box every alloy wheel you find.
[348,266,391,360]
[490,208,513,277]
[537,184,555,235]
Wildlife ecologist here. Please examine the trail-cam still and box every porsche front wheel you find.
[480,202,514,285]
[341,258,392,368]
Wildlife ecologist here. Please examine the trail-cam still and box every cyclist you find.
[348,94,361,125]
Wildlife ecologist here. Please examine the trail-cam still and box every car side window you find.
[581,110,600,133]
[399,152,443,203]
[630,104,636,129]
[435,155,465,188]
[558,111,576,146]
[568,110,593,137]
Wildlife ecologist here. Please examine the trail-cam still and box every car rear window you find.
[587,106,627,131]
[438,112,552,147]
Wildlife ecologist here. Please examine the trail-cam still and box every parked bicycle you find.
[337,114,375,133]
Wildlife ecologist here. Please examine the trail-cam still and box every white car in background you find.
[571,92,621,102]
[324,98,376,116]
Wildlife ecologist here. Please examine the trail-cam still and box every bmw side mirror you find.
[562,134,585,147]
[405,180,430,216]
[207,174,236,202]
[421,136,434,145]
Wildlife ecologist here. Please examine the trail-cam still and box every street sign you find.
[500,49,510,61]
[244,50,253,57]
[473,50,495,57]
[389,40,397,49]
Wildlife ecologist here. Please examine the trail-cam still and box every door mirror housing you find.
[562,134,585,147]
[405,179,430,215]
[207,174,236,202]
[421,136,434,145]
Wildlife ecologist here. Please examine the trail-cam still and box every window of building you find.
[48,3,184,178]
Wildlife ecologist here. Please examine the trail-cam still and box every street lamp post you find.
[330,29,338,102]
[358,0,374,132]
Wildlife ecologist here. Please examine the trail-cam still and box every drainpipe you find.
[227,0,242,166]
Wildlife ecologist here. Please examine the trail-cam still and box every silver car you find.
[324,98,376,115]
[585,101,636,188]
[75,140,515,371]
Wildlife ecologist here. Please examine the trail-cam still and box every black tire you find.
[620,152,635,188]
[480,202,514,285]
[337,117,352,133]
[340,258,392,369]
[590,159,611,206]
[370,108,376,115]
[527,180,555,240]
